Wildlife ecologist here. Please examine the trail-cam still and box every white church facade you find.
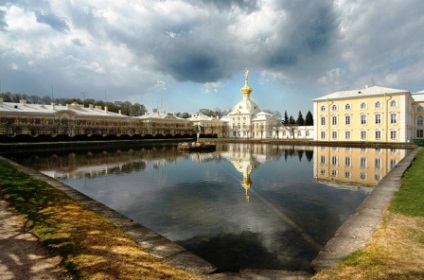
[221,69,276,139]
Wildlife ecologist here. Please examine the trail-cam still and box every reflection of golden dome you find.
[241,176,252,202]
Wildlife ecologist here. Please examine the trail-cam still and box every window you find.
[332,116,338,125]
[321,117,326,126]
[375,175,381,181]
[332,131,337,139]
[360,173,367,180]
[361,131,367,140]
[345,104,351,110]
[331,170,338,177]
[375,158,381,169]
[298,131,302,136]
[390,130,397,140]
[390,159,397,169]
[417,130,424,138]
[345,156,351,167]
[321,105,326,112]
[390,100,397,107]
[360,157,367,168]
[375,130,381,140]
[320,169,326,175]
[320,131,326,139]
[306,131,309,136]
[345,172,351,178]
[360,102,367,109]
[417,116,423,126]
[331,104,337,111]
[390,113,397,124]
[331,156,338,166]
[360,114,367,124]
[345,130,351,140]
[345,115,351,125]
[375,101,382,109]
[320,155,326,164]
[375,114,381,124]
[417,106,423,112]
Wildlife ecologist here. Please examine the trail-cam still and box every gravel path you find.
[0,198,67,280]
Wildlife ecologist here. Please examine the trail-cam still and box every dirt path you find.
[0,198,67,280]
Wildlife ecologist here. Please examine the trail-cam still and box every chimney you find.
[51,102,55,109]
[104,106,108,113]
[19,99,27,105]
[89,104,93,109]
[118,109,122,115]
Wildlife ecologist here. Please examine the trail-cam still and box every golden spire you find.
[241,67,252,96]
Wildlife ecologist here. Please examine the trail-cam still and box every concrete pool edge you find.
[311,146,421,271]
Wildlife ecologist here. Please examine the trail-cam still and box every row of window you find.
[320,130,398,140]
[319,170,388,182]
[321,100,399,112]
[320,113,399,126]
[320,155,397,169]
[281,130,311,137]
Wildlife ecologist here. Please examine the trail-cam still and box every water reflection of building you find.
[220,144,279,201]
[313,147,407,186]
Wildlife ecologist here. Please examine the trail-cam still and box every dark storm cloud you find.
[163,51,223,82]
[35,10,70,33]
[262,1,338,71]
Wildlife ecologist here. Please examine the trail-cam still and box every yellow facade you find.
[313,86,415,142]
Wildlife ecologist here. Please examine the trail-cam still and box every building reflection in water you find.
[11,144,408,200]
[313,146,407,187]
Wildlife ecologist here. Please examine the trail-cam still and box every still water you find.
[3,143,407,272]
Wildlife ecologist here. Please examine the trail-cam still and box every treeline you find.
[0,92,147,116]
[282,110,313,126]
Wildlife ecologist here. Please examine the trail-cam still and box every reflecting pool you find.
[3,143,407,272]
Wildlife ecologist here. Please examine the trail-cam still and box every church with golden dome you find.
[221,68,276,139]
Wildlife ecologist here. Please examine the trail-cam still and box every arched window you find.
[417,116,423,126]
[417,106,424,112]
[360,102,367,109]
[375,101,381,109]
[331,104,337,111]
[345,103,351,110]
[320,105,326,112]
[390,100,397,107]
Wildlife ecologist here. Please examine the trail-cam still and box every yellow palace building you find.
[313,85,424,143]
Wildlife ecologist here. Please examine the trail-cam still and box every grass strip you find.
[0,159,200,280]
[390,149,424,216]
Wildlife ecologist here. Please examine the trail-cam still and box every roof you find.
[411,92,424,102]
[228,98,261,115]
[188,113,224,124]
[313,85,410,101]
[252,111,274,121]
[137,111,189,122]
[0,101,127,118]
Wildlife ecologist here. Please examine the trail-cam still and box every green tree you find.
[305,110,314,126]
[296,111,304,126]
[283,110,289,125]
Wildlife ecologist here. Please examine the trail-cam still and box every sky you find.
[1,0,424,116]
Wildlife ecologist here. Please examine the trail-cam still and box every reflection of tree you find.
[297,150,304,161]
